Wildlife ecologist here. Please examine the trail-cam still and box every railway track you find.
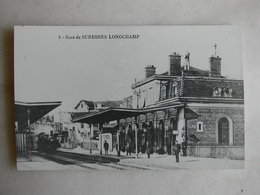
[33,151,151,170]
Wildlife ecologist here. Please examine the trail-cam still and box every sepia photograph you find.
[14,26,244,170]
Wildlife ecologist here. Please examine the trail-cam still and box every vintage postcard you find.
[14,26,244,170]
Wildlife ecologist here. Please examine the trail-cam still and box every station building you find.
[75,50,244,159]
[118,51,244,159]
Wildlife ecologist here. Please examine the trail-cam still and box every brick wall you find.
[187,106,244,146]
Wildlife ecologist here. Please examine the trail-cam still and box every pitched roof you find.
[96,100,122,108]
[132,65,225,88]
[74,100,95,110]
[182,66,209,76]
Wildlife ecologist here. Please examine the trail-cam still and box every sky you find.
[14,26,243,112]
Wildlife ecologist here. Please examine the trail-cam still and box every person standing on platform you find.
[104,140,109,155]
[146,141,150,158]
[116,142,120,156]
[182,139,187,156]
[174,140,181,163]
[126,140,131,156]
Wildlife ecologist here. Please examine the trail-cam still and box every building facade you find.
[65,99,123,149]
[119,51,244,159]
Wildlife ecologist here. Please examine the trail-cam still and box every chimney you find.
[145,65,156,78]
[184,52,190,71]
[209,56,221,77]
[169,52,181,76]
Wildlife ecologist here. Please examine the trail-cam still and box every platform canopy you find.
[73,104,187,124]
[15,101,62,127]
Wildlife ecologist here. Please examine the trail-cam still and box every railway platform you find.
[17,146,244,170]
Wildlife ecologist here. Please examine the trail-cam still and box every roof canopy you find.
[15,101,62,126]
[73,104,187,124]
[73,108,141,124]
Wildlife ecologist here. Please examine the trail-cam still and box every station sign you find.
[172,130,179,135]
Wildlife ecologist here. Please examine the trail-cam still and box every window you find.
[218,117,229,145]
[158,120,165,149]
[213,87,222,97]
[197,122,203,132]
[223,88,233,98]
[81,123,84,128]
[172,82,178,97]
[96,103,102,109]
[173,86,178,97]
[161,85,166,100]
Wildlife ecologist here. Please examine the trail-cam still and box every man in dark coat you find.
[182,140,187,156]
[126,140,131,156]
[174,140,181,163]
[104,140,109,155]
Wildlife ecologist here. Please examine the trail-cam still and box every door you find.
[218,117,229,145]
[158,120,165,150]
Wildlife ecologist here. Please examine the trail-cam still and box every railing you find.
[16,131,33,157]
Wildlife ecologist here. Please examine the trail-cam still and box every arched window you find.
[223,88,233,97]
[148,121,155,153]
[161,85,166,100]
[216,116,233,146]
[218,118,229,145]
[119,125,126,151]
[127,124,132,142]
[158,120,165,149]
[166,118,176,154]
[169,118,177,131]
[172,82,178,97]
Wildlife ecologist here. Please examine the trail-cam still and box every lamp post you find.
[133,79,141,157]
[134,116,138,158]
[90,123,92,154]
[117,120,120,156]
[99,122,103,155]
[183,106,188,156]
[27,108,31,161]
[134,79,141,109]
[144,124,150,158]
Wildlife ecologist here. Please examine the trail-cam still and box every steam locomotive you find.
[37,133,60,153]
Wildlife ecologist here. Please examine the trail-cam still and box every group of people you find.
[104,139,186,163]
[103,140,132,156]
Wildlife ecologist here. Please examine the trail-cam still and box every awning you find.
[73,108,141,124]
[15,101,62,128]
[73,104,184,124]
[185,108,200,120]
[68,111,96,121]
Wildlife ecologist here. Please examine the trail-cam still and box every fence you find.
[16,131,33,157]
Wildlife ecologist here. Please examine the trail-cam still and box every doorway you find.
[218,117,229,145]
[158,120,165,151]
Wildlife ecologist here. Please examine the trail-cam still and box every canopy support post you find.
[99,122,103,155]
[117,120,120,156]
[134,116,138,158]
[27,108,31,161]
[183,107,188,156]
[90,123,92,154]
